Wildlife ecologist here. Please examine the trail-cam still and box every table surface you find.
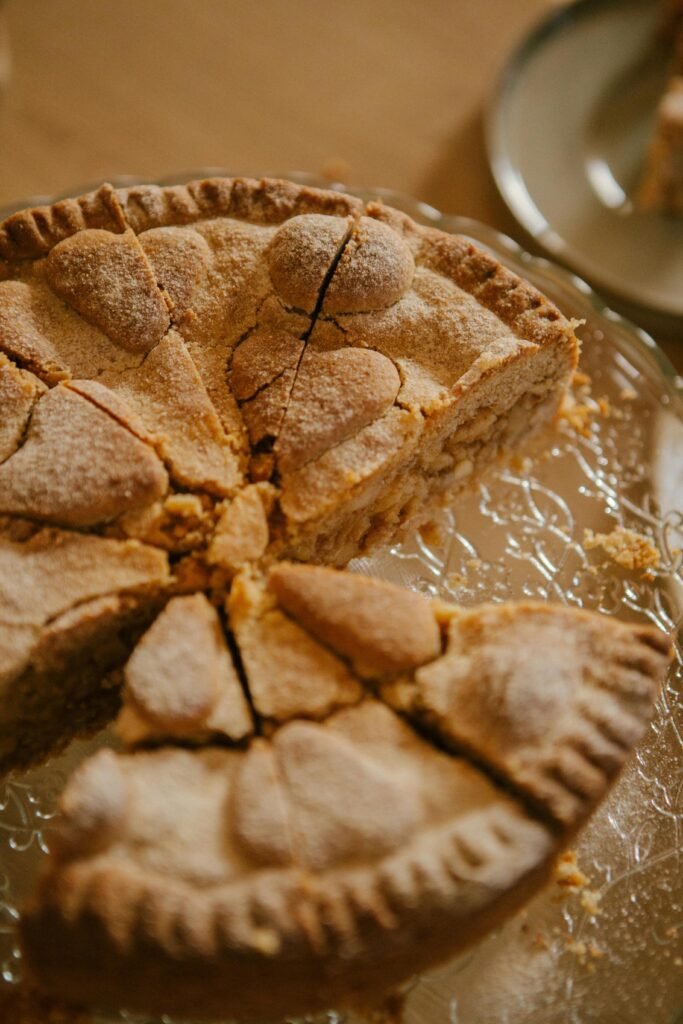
[0,0,680,370]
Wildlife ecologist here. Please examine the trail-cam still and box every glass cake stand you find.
[0,173,681,1024]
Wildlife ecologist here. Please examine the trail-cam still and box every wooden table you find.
[0,0,680,370]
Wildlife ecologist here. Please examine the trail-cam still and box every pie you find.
[0,175,579,774]
[0,177,669,1020]
[638,1,683,213]
[639,77,683,214]
[20,565,670,1021]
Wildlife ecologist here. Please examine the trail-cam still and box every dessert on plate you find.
[0,177,671,1020]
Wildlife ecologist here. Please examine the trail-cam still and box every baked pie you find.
[0,177,670,1019]
[21,565,670,1021]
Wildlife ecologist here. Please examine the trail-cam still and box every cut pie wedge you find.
[20,565,670,1021]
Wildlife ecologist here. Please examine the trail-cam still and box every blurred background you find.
[0,0,679,365]
[0,0,547,219]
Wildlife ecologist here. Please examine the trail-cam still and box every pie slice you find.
[20,565,670,1020]
[638,1,683,213]
[115,593,253,746]
[379,599,672,827]
[639,77,683,214]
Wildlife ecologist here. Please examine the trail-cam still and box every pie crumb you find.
[559,394,596,436]
[572,370,592,389]
[418,520,442,547]
[554,850,589,892]
[566,938,604,967]
[531,931,550,950]
[511,453,534,473]
[580,889,602,917]
[583,526,661,571]
[620,386,637,401]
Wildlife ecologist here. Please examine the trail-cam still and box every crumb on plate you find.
[583,526,661,571]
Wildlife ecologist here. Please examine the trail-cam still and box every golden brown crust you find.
[115,176,364,234]
[0,183,127,267]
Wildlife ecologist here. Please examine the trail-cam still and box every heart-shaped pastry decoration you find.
[0,384,168,527]
[273,720,422,871]
[275,346,401,473]
[50,749,130,860]
[118,593,252,742]
[45,229,171,352]
[323,216,415,313]
[267,214,353,313]
[269,561,441,675]
[139,226,212,319]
